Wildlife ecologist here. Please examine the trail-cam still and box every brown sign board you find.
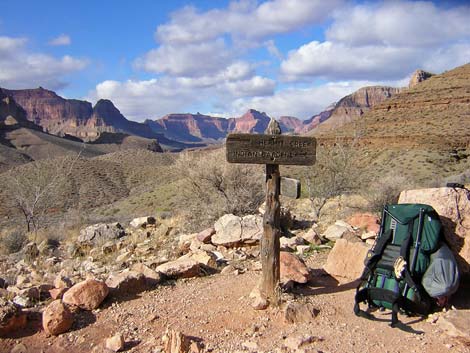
[280,177,301,199]
[226,134,316,166]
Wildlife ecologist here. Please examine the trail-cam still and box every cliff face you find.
[0,90,30,127]
[279,116,304,133]
[1,88,157,141]
[314,86,401,132]
[409,69,434,88]
[227,109,271,134]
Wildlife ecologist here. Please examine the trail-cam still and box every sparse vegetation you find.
[363,173,409,214]
[0,229,27,254]
[173,149,264,231]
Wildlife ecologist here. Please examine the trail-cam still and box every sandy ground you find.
[1,253,469,353]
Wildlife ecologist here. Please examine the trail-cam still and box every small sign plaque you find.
[226,134,316,165]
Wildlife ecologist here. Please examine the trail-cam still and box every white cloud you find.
[49,34,71,46]
[0,36,87,89]
[135,39,231,77]
[155,0,342,45]
[327,2,470,47]
[280,1,470,82]
[281,41,425,81]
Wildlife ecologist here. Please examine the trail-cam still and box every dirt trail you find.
[1,254,469,353]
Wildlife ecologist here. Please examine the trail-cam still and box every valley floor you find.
[1,253,469,353]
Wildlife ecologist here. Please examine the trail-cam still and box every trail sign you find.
[226,134,316,165]
[226,120,316,307]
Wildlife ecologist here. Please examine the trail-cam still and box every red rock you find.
[0,298,27,337]
[42,300,73,336]
[196,228,215,243]
[324,239,370,282]
[62,279,109,310]
[49,287,68,300]
[156,258,200,279]
[280,252,309,284]
[105,333,125,352]
[346,213,380,234]
[105,270,147,295]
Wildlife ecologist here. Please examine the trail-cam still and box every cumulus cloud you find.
[280,1,470,82]
[48,34,71,46]
[0,35,87,89]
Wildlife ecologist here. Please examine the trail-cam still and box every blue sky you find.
[1,0,469,121]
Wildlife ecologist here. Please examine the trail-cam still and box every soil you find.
[1,253,469,353]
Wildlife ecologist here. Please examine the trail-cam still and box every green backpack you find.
[354,204,442,327]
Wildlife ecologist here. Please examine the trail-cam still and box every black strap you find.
[354,287,403,327]
[359,229,393,281]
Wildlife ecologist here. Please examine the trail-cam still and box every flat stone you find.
[324,238,370,282]
[196,228,215,243]
[156,258,200,279]
[280,251,309,284]
[106,270,147,296]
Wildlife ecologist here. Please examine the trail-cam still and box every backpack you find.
[354,203,443,327]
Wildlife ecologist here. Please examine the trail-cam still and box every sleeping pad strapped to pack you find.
[354,204,443,327]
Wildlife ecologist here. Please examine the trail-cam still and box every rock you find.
[280,236,306,251]
[102,241,117,255]
[23,242,39,263]
[163,328,190,353]
[213,214,242,247]
[156,258,200,279]
[296,245,311,256]
[324,238,370,282]
[78,223,126,245]
[346,213,380,234]
[131,263,163,287]
[283,334,315,351]
[130,216,156,229]
[13,295,33,308]
[178,233,198,254]
[196,228,215,243]
[301,229,322,245]
[54,275,73,289]
[280,252,309,284]
[323,223,350,241]
[240,215,263,244]
[49,287,68,300]
[0,278,6,289]
[62,279,109,310]
[283,302,318,324]
[10,343,28,353]
[105,333,125,352]
[18,287,40,301]
[116,251,132,263]
[399,187,470,273]
[106,270,147,296]
[242,341,259,351]
[42,300,73,336]
[212,214,263,247]
[0,298,27,337]
[437,309,470,342]
[361,231,377,240]
[186,250,217,268]
[409,69,433,88]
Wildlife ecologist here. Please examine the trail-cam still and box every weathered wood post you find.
[262,119,282,305]
[226,118,316,307]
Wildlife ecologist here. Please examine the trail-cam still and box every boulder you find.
[106,270,147,295]
[131,263,163,287]
[346,213,380,234]
[240,215,263,244]
[62,279,109,310]
[105,333,125,352]
[300,229,322,245]
[323,222,351,241]
[399,187,470,273]
[130,216,156,229]
[0,298,27,337]
[213,214,242,247]
[42,300,73,336]
[156,258,200,279]
[324,238,370,282]
[78,223,126,245]
[437,309,470,342]
[178,233,198,254]
[212,214,263,247]
[280,252,310,284]
[196,227,215,243]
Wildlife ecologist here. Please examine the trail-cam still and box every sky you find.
[0,0,469,121]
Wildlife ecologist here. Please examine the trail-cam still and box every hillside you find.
[316,63,470,183]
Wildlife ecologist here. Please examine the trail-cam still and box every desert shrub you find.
[0,229,27,254]
[364,174,408,214]
[174,149,264,231]
[303,142,360,220]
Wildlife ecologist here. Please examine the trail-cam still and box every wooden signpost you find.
[226,119,316,306]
